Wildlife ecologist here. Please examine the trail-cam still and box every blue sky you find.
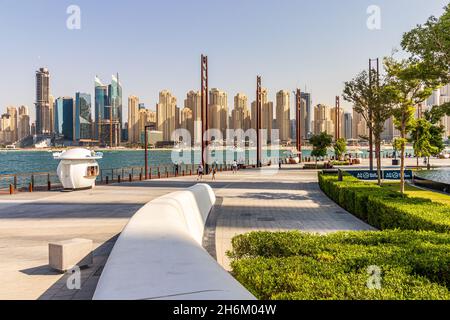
[0,0,448,121]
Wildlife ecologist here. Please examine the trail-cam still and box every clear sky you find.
[0,0,448,121]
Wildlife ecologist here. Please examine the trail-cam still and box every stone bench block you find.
[49,238,93,272]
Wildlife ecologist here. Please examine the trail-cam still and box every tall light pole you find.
[144,124,152,179]
[256,76,262,167]
[335,96,341,141]
[368,58,379,172]
[201,55,209,172]
[294,89,302,161]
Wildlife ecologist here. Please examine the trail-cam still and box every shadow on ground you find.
[35,235,119,300]
[0,203,143,219]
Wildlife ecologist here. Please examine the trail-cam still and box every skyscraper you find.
[0,107,19,144]
[344,112,352,140]
[157,90,177,141]
[138,108,157,143]
[231,93,251,131]
[6,106,18,142]
[94,75,122,146]
[0,113,13,144]
[95,76,108,140]
[181,107,194,144]
[18,106,30,141]
[380,116,400,142]
[107,74,123,146]
[35,68,51,134]
[209,88,228,138]
[109,74,123,126]
[184,90,201,145]
[313,104,334,135]
[49,95,55,134]
[251,88,269,129]
[352,109,369,140]
[75,92,92,141]
[331,106,345,140]
[54,97,74,140]
[300,92,312,138]
[276,90,290,142]
[128,95,140,144]
[262,100,273,143]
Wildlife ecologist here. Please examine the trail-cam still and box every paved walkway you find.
[0,166,373,300]
[0,184,183,300]
[209,168,374,269]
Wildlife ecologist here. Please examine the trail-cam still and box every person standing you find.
[197,164,204,180]
[232,160,238,174]
[174,163,179,176]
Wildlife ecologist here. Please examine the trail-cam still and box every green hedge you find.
[318,173,450,233]
[228,230,450,300]
[330,160,351,166]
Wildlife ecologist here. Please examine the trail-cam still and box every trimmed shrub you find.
[318,172,450,233]
[228,230,450,300]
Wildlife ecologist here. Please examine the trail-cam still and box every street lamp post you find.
[144,125,152,179]
[294,89,302,162]
[369,58,379,172]
[256,76,262,167]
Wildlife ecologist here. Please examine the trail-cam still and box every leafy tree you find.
[409,118,438,169]
[424,108,446,161]
[402,4,450,83]
[343,68,394,185]
[385,57,440,195]
[429,124,446,160]
[402,4,450,116]
[334,138,347,160]
[310,132,333,168]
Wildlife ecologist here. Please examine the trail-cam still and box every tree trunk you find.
[400,126,406,196]
[369,128,374,171]
[376,137,382,186]
[427,156,431,170]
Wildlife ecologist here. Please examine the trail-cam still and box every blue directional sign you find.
[345,170,413,180]
[346,170,379,180]
[383,170,413,180]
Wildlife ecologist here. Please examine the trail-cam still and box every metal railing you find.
[0,158,281,195]
[0,171,62,194]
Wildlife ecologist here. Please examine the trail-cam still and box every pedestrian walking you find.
[197,164,204,180]
[232,160,238,174]
[212,166,217,180]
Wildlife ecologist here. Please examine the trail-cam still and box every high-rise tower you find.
[35,68,51,134]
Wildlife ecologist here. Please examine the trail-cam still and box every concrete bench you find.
[94,184,255,300]
[49,238,93,272]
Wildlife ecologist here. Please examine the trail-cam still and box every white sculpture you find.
[53,148,103,190]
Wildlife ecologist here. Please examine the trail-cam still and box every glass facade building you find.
[95,76,108,139]
[54,97,74,140]
[75,92,92,141]
[94,74,122,145]
[109,74,123,125]
[300,92,312,138]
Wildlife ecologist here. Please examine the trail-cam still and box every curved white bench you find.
[93,184,255,300]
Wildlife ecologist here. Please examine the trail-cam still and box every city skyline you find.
[0,0,448,120]
[2,64,449,146]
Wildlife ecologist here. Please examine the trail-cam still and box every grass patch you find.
[382,182,450,206]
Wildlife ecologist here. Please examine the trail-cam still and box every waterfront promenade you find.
[0,165,374,300]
